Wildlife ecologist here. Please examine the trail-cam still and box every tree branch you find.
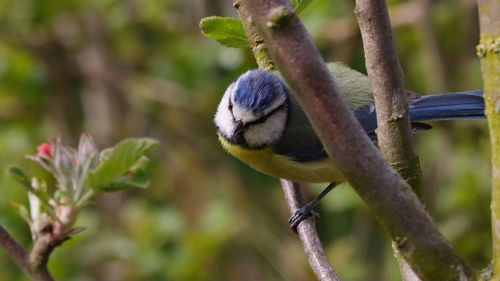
[234,0,275,71]
[279,180,340,281]
[0,222,65,281]
[0,225,29,272]
[28,227,67,281]
[240,0,475,279]
[353,0,421,279]
[233,2,339,280]
[354,0,421,191]
[476,0,500,277]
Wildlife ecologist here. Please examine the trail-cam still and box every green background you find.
[0,0,490,280]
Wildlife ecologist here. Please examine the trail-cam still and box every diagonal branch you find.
[279,180,340,281]
[1,223,65,281]
[233,2,339,280]
[240,0,475,279]
[0,225,29,271]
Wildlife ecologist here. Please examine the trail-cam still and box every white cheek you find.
[214,85,236,138]
[244,110,287,147]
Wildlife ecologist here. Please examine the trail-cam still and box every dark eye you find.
[228,100,233,111]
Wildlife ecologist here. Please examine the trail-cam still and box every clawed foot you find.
[287,183,338,233]
[288,202,320,233]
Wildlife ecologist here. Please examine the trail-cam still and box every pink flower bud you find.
[37,143,52,158]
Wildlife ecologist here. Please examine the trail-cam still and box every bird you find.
[214,62,485,231]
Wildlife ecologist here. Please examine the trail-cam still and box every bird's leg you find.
[289,182,338,233]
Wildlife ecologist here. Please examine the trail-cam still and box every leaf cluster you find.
[7,135,159,238]
[199,0,312,48]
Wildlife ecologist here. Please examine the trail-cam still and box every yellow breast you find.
[218,135,345,183]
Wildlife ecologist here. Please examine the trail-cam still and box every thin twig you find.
[234,0,275,71]
[0,223,63,281]
[233,2,340,280]
[240,0,475,279]
[280,180,340,281]
[0,225,29,271]
[28,228,67,281]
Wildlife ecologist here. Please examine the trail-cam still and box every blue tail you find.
[354,90,485,140]
[409,90,485,122]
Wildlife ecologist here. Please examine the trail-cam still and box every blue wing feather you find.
[275,90,484,163]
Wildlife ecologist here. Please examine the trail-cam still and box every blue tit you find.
[215,62,484,182]
[214,62,484,229]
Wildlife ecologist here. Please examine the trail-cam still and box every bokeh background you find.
[0,0,491,280]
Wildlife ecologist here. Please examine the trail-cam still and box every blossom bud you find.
[37,143,52,158]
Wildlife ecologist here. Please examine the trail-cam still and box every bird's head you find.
[214,69,290,149]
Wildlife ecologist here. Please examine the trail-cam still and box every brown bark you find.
[240,0,475,279]
[234,2,339,280]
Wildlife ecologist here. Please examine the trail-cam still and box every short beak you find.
[233,120,245,136]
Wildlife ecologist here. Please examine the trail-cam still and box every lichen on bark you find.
[477,0,500,278]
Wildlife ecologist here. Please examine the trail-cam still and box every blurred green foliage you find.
[0,0,490,280]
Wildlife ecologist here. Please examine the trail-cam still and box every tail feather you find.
[409,90,484,122]
[354,90,485,139]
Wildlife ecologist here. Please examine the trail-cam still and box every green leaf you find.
[100,168,150,192]
[10,202,32,225]
[98,147,113,162]
[8,168,52,208]
[8,166,31,188]
[87,138,159,190]
[290,0,313,13]
[75,190,95,208]
[54,190,70,200]
[200,16,248,48]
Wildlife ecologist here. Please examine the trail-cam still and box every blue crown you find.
[233,70,286,114]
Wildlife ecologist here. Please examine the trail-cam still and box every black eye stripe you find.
[246,102,286,126]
